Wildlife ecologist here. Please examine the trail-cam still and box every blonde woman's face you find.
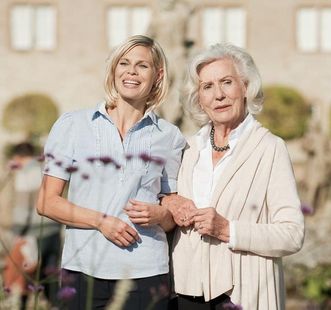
[198,58,247,128]
[114,45,159,108]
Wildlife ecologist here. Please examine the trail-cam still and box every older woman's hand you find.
[161,194,197,227]
[193,208,229,242]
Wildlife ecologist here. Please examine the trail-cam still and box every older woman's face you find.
[198,58,247,127]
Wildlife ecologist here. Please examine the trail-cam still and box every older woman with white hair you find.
[163,43,305,310]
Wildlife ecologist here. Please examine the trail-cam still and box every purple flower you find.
[223,303,243,310]
[60,270,76,285]
[149,283,169,301]
[55,161,63,167]
[44,265,60,276]
[114,163,121,170]
[45,153,55,159]
[99,156,113,165]
[139,153,152,162]
[87,157,97,163]
[8,161,22,171]
[81,173,90,180]
[36,154,45,162]
[4,287,11,294]
[301,203,314,215]
[151,156,165,166]
[125,154,133,160]
[57,286,77,301]
[28,284,44,293]
[65,166,79,173]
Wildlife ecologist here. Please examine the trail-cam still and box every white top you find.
[192,114,254,247]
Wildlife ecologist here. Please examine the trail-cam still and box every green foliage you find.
[257,85,311,140]
[2,93,59,139]
[302,264,331,303]
[286,263,331,305]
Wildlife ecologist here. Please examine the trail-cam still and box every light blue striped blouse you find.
[43,102,186,279]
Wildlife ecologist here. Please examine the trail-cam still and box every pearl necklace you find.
[210,125,230,152]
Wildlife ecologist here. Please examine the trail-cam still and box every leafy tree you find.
[257,85,311,140]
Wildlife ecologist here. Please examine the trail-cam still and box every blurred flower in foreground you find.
[301,203,314,216]
[8,161,22,171]
[60,269,76,286]
[3,287,11,294]
[65,166,79,173]
[27,284,44,293]
[44,265,60,276]
[57,286,77,301]
[151,156,165,166]
[223,303,243,310]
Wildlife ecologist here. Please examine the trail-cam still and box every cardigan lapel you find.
[180,138,200,198]
[210,120,269,208]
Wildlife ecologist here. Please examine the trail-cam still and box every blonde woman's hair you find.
[185,42,264,125]
[104,35,169,111]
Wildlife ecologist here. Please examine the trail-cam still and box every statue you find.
[148,0,200,134]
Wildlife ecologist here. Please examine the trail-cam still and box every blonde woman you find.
[37,35,186,310]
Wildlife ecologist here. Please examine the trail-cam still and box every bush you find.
[257,85,310,140]
[285,263,331,307]
[2,93,59,140]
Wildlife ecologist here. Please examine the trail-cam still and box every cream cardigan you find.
[172,119,305,310]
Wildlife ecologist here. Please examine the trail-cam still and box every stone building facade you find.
[0,0,330,144]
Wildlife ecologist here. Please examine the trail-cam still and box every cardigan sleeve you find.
[232,137,305,257]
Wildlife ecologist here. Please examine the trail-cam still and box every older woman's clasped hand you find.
[161,194,197,227]
[162,195,229,241]
[193,207,229,242]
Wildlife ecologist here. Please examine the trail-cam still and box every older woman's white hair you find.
[185,42,264,125]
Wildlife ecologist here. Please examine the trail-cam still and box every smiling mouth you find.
[123,80,140,86]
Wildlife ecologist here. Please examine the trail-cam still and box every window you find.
[202,7,246,48]
[296,8,331,52]
[107,6,151,48]
[10,4,56,51]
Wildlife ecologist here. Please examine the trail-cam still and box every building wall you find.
[0,0,330,152]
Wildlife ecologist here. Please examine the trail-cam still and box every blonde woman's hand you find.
[124,199,167,227]
[98,215,140,247]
